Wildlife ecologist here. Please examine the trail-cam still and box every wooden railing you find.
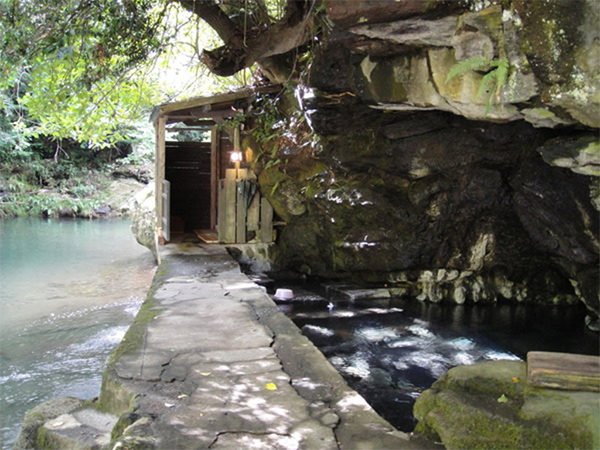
[217,169,273,244]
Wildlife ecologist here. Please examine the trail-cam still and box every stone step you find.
[323,283,392,302]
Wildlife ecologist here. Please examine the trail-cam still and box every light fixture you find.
[230,151,243,163]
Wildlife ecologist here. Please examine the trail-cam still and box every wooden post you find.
[217,180,225,242]
[260,197,273,243]
[210,126,219,231]
[155,115,166,239]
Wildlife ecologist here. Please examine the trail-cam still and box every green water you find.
[0,218,155,448]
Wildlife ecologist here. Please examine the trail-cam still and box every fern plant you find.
[446,56,509,114]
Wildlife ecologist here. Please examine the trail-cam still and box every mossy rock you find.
[14,397,86,449]
[513,0,583,85]
[414,361,600,449]
[258,166,306,221]
[513,0,600,127]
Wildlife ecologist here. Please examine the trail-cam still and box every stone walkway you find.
[20,242,437,449]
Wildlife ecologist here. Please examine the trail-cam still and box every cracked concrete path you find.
[98,243,434,449]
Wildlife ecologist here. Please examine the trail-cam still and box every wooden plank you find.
[527,351,600,392]
[225,169,236,181]
[194,230,218,243]
[236,181,247,243]
[247,193,260,232]
[154,85,283,116]
[217,180,226,242]
[260,197,273,243]
[222,174,237,243]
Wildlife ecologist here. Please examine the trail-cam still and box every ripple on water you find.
[0,218,154,449]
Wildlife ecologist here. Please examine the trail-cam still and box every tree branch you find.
[194,0,316,77]
[175,0,243,46]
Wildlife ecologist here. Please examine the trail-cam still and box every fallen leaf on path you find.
[264,382,278,391]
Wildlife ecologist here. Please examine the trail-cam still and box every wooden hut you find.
[151,86,279,244]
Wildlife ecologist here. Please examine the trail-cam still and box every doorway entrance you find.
[152,86,280,243]
[166,140,212,234]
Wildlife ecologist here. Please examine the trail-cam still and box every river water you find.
[0,218,155,448]
[275,284,599,432]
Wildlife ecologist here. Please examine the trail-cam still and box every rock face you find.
[259,104,597,309]
[130,182,159,262]
[248,0,599,321]
[413,361,600,449]
[319,0,599,128]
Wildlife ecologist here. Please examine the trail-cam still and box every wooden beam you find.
[210,127,219,230]
[527,351,600,392]
[260,197,273,243]
[165,109,235,122]
[154,85,282,116]
[166,126,213,132]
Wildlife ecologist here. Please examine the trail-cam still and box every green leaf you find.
[497,394,508,403]
[494,59,509,96]
[446,56,493,83]
[477,70,498,101]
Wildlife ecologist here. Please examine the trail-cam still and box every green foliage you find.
[446,56,510,113]
[21,58,160,145]
[250,95,283,144]
[0,0,169,148]
[0,1,255,155]
[0,79,31,159]
[0,0,167,87]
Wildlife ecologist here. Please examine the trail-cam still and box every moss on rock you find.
[14,397,86,449]
[414,361,600,449]
[97,267,165,416]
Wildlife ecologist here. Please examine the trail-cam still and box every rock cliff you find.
[246,0,599,321]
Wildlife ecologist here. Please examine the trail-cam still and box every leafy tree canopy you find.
[0,0,169,147]
[0,0,316,149]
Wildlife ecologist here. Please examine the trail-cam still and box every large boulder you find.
[413,361,600,449]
